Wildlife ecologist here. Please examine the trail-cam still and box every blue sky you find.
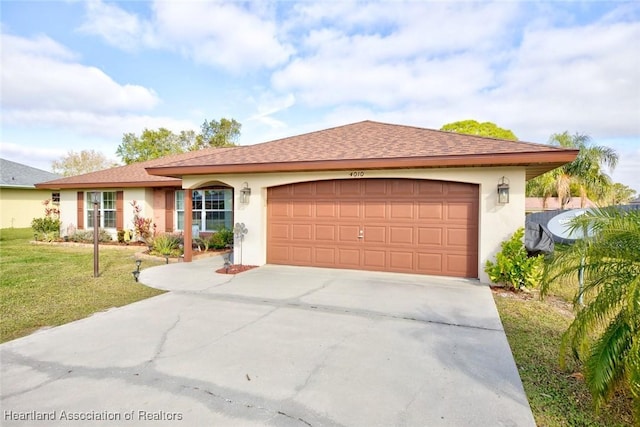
[1,0,639,192]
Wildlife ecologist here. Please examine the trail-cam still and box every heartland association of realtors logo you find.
[3,409,184,422]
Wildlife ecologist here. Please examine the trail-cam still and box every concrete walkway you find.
[1,257,535,426]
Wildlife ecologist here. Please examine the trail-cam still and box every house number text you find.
[349,171,365,177]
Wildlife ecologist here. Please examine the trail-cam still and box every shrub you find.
[151,233,181,256]
[31,200,62,242]
[209,227,234,249]
[67,230,113,243]
[484,227,544,290]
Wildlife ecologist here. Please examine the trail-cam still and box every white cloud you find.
[78,0,157,51]
[0,32,159,114]
[247,92,296,129]
[79,0,292,72]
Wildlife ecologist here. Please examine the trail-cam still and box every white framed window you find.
[175,189,233,231]
[86,191,117,228]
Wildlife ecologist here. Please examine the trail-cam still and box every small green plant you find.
[209,227,234,249]
[151,233,181,257]
[31,199,62,241]
[485,227,544,290]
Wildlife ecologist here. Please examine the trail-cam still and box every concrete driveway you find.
[1,257,535,426]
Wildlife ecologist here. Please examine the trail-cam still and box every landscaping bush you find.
[67,230,113,243]
[151,233,182,257]
[485,227,544,290]
[31,217,62,242]
[209,227,234,249]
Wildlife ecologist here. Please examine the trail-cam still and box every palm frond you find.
[585,313,633,408]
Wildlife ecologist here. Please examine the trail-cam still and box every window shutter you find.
[165,190,175,232]
[116,191,124,230]
[77,191,84,229]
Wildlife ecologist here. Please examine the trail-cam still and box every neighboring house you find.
[0,158,61,228]
[38,121,578,282]
[525,197,597,213]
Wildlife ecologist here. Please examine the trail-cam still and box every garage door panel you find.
[292,246,313,263]
[417,253,443,272]
[315,224,336,241]
[446,228,477,247]
[339,202,360,218]
[292,201,313,218]
[364,201,386,218]
[293,182,314,195]
[417,181,445,195]
[364,180,387,195]
[447,202,476,221]
[390,226,413,245]
[338,248,360,266]
[292,224,313,240]
[390,202,414,219]
[363,250,385,268]
[269,245,291,263]
[268,179,478,278]
[363,226,386,243]
[338,225,359,242]
[316,180,337,195]
[339,181,361,195]
[418,203,443,220]
[390,251,414,269]
[445,254,475,275]
[270,224,290,240]
[315,247,336,264]
[418,227,443,245]
[316,201,337,218]
[269,202,290,218]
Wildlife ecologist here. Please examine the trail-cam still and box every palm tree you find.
[527,132,618,208]
[542,207,640,418]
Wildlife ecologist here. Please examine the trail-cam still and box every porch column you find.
[184,189,193,262]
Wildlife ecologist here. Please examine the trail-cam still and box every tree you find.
[115,118,241,164]
[608,183,637,206]
[194,118,241,150]
[440,119,518,140]
[526,132,618,208]
[116,128,187,165]
[542,207,640,419]
[51,150,117,176]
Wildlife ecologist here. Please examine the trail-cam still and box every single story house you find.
[38,121,578,282]
[1,158,61,228]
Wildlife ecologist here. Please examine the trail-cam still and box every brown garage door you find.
[267,179,479,278]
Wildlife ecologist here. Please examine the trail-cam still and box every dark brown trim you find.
[145,151,579,178]
[165,190,175,233]
[116,191,124,230]
[77,191,84,229]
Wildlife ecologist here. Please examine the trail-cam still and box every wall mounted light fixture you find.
[497,176,510,204]
[239,182,251,204]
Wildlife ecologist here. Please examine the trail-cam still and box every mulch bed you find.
[215,264,258,275]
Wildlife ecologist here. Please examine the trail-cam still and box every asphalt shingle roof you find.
[147,121,578,179]
[1,158,61,188]
[36,147,235,189]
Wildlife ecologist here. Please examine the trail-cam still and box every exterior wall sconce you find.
[239,182,251,204]
[497,176,510,204]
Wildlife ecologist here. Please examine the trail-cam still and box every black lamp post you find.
[90,191,101,277]
[132,259,142,282]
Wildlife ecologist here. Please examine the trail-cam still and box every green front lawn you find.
[494,288,635,426]
[0,228,165,343]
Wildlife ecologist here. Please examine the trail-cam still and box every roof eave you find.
[146,150,580,178]
[35,180,182,190]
